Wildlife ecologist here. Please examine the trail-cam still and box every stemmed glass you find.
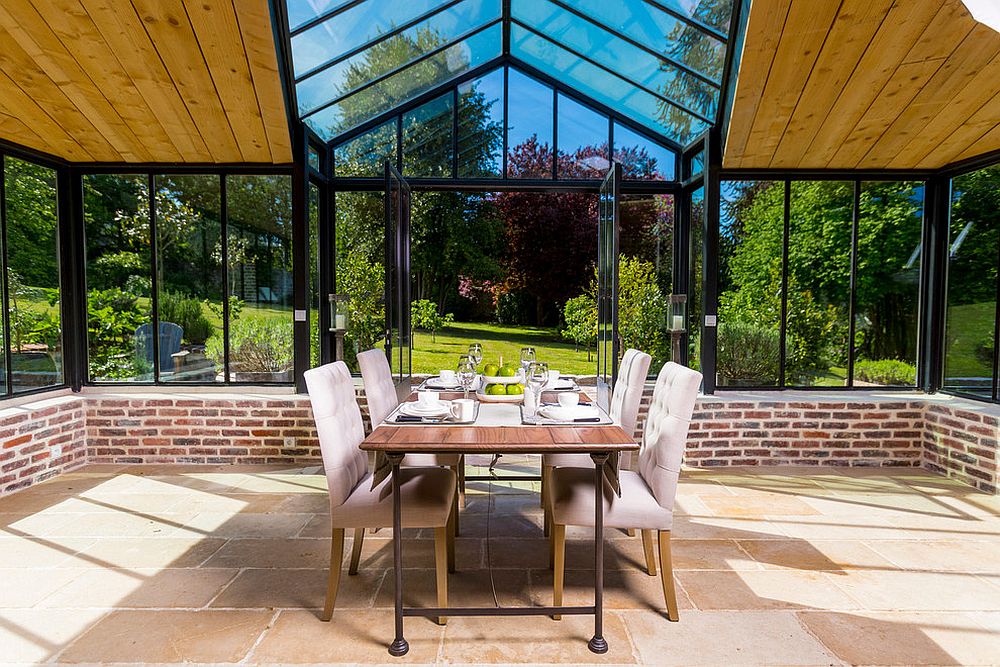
[457,359,477,401]
[520,347,536,378]
[467,343,483,369]
[526,361,548,414]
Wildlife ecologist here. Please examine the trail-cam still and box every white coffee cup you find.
[439,369,457,384]
[419,391,440,404]
[557,392,580,408]
[547,370,560,385]
[450,398,476,422]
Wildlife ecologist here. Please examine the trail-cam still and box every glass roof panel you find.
[291,0,451,77]
[511,0,718,120]
[306,24,502,140]
[286,0,355,32]
[334,119,397,177]
[296,0,501,115]
[613,122,675,180]
[511,24,707,145]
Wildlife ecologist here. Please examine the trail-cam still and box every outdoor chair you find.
[547,361,702,622]
[305,361,456,624]
[134,321,187,375]
[541,348,651,536]
[358,348,465,531]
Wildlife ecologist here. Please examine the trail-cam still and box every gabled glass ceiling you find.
[283,0,735,146]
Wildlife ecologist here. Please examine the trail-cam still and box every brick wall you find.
[1,388,998,497]
[1,395,87,495]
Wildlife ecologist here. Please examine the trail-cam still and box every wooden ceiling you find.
[0,0,291,163]
[725,0,1000,170]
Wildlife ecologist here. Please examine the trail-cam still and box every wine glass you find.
[467,343,483,369]
[457,360,477,401]
[519,347,536,378]
[526,361,548,413]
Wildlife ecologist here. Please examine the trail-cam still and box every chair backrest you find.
[358,348,398,427]
[135,322,183,373]
[638,361,702,512]
[609,348,652,438]
[304,361,369,508]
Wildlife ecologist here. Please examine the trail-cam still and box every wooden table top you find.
[362,391,637,454]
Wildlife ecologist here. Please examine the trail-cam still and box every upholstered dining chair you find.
[357,348,465,532]
[305,361,456,624]
[547,361,702,622]
[541,348,652,536]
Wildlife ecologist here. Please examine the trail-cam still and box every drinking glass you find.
[457,360,477,401]
[526,361,548,403]
[520,347,536,376]
[468,343,483,368]
[457,354,471,368]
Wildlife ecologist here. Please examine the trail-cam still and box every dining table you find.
[360,389,638,657]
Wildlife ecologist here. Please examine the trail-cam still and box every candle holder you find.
[666,294,687,363]
[328,294,350,362]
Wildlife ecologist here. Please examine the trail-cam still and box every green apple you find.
[498,365,518,377]
[505,383,524,395]
[486,383,506,395]
[483,363,499,377]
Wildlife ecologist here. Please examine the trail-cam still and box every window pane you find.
[335,191,386,372]
[511,0,719,120]
[226,175,295,383]
[309,182,322,369]
[787,181,853,387]
[5,157,62,392]
[655,0,734,34]
[296,0,501,115]
[689,149,704,178]
[403,93,454,177]
[306,25,502,140]
[944,168,1000,398]
[557,93,609,178]
[853,182,922,387]
[620,193,675,375]
[511,24,706,145]
[291,0,450,76]
[689,186,704,371]
[308,145,321,172]
[84,174,153,383]
[457,68,503,177]
[506,68,553,178]
[717,181,782,386]
[613,123,675,180]
[286,0,354,32]
[153,175,222,383]
[334,121,397,177]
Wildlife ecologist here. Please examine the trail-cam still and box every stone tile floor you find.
[1,458,999,665]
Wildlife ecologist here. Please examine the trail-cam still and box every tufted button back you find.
[609,348,652,437]
[358,348,399,425]
[637,362,702,512]
[304,361,369,509]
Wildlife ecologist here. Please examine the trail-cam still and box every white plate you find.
[482,374,523,385]
[400,401,451,418]
[476,389,524,403]
[546,379,576,391]
[424,377,465,389]
[537,405,601,421]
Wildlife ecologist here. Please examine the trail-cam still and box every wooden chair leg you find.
[458,456,466,509]
[321,528,345,621]
[541,463,550,508]
[446,505,456,573]
[641,529,657,576]
[657,530,679,621]
[434,526,449,625]
[348,527,365,575]
[542,464,552,537]
[450,465,461,536]
[626,528,636,537]
[552,523,565,620]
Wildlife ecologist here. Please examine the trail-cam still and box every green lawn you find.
[412,321,595,375]
[944,300,995,378]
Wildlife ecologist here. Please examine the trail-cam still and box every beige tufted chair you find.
[305,361,456,624]
[547,361,702,622]
[540,348,652,535]
[357,348,465,531]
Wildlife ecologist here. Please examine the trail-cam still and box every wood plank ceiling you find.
[0,0,291,163]
[725,0,1000,170]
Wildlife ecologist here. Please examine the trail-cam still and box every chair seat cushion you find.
[402,453,462,467]
[542,452,594,468]
[550,467,672,531]
[332,467,455,529]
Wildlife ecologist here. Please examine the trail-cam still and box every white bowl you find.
[481,374,523,385]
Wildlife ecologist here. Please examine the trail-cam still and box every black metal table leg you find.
[387,453,409,657]
[588,452,610,654]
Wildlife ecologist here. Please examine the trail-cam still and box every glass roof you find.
[284,0,734,147]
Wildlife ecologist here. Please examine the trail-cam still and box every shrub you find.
[206,317,293,374]
[716,321,781,385]
[411,299,454,342]
[854,358,916,386]
[86,288,149,380]
[562,294,596,358]
[158,291,214,345]
[975,330,993,367]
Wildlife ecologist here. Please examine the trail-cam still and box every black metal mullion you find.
[847,180,860,388]
[220,174,231,384]
[502,0,511,53]
[542,0,722,89]
[148,174,160,383]
[509,20,714,125]
[779,181,790,388]
[292,127,311,391]
[701,130,720,393]
[0,155,12,397]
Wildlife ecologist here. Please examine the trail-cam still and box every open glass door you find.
[596,163,622,412]
[384,161,412,389]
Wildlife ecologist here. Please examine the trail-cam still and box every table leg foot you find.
[588,635,608,654]
[389,638,410,657]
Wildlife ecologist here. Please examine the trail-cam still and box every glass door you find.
[384,161,412,388]
[596,162,621,411]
